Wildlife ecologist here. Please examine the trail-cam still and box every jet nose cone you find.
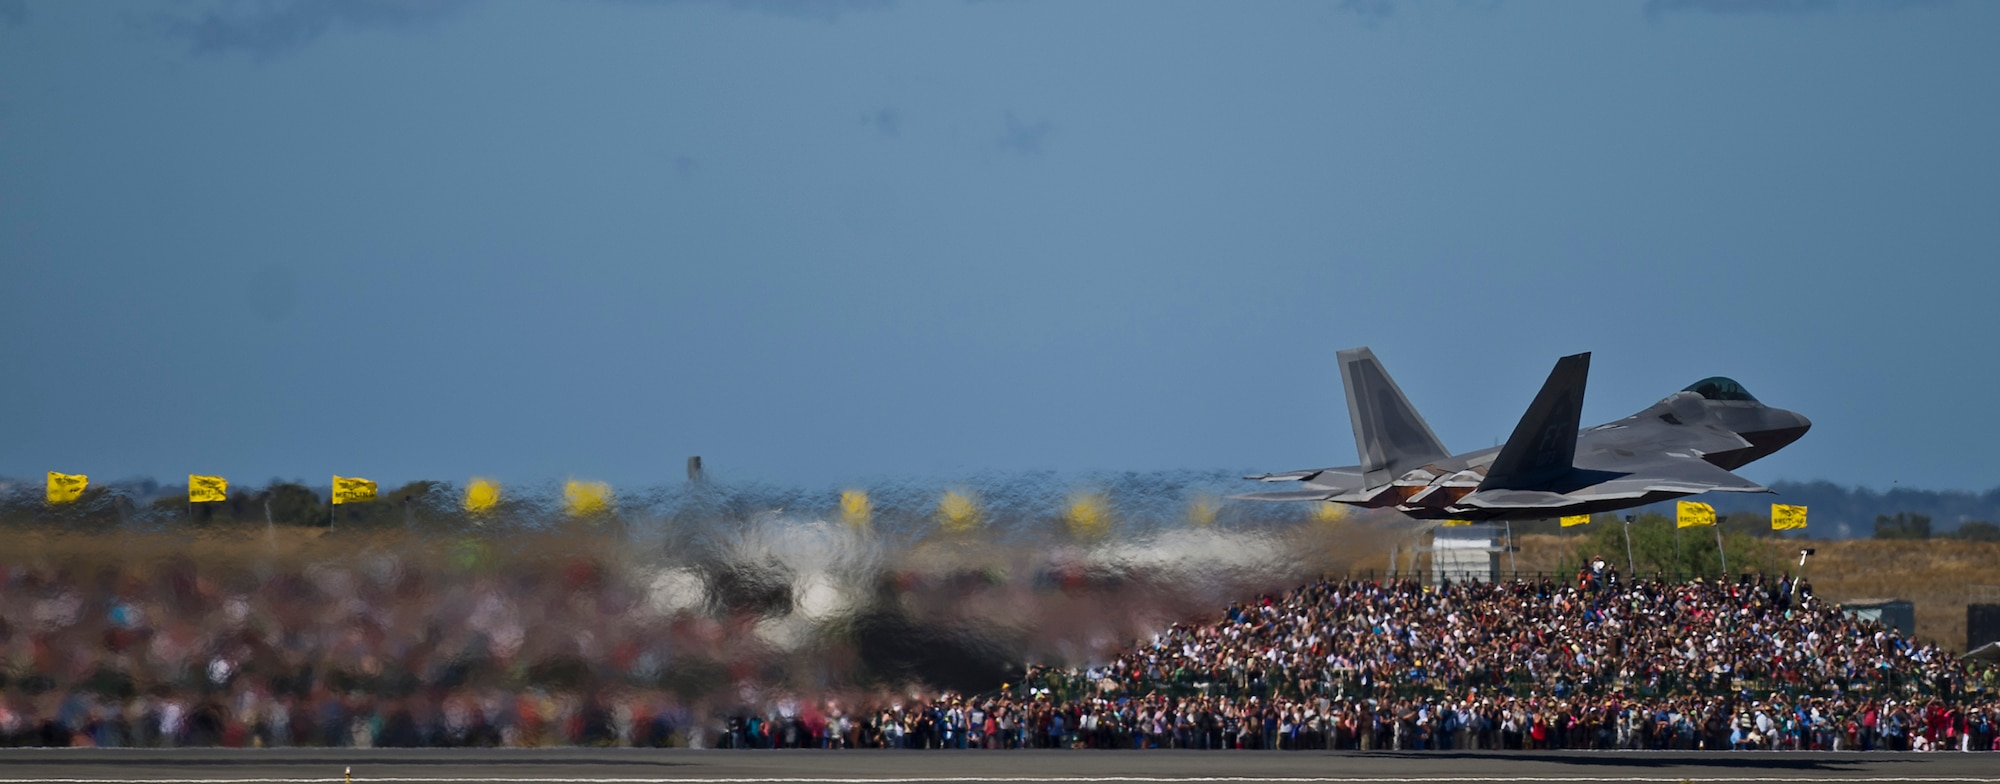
[1759,409,1812,451]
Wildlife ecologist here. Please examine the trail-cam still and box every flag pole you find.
[1621,515,1636,577]
[1715,524,1728,577]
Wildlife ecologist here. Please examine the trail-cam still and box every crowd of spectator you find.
[0,548,750,748]
[2,545,1995,750]
[991,568,2000,752]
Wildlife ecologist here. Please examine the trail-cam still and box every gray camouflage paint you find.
[1236,348,1811,522]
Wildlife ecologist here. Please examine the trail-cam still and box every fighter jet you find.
[1234,348,1811,521]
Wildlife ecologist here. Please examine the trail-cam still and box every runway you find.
[0,749,1996,784]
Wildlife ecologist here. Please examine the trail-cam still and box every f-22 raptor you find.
[1235,348,1811,521]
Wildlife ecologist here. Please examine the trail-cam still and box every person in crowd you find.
[0,555,1991,750]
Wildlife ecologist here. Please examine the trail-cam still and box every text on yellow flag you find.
[189,475,229,503]
[46,472,87,505]
[332,476,377,505]
[1677,500,1716,528]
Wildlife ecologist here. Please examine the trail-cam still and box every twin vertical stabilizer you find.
[1479,352,1590,490]
[1339,348,1591,491]
[1339,348,1450,487]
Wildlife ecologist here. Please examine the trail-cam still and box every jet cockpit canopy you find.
[1683,377,1758,403]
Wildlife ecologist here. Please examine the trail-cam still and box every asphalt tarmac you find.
[0,749,1997,784]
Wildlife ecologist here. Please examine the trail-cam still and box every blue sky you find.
[2,0,1995,492]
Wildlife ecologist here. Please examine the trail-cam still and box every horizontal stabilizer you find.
[1246,470,1318,482]
[1228,489,1338,503]
[1480,352,1590,490]
[1303,468,1363,486]
[1247,467,1363,489]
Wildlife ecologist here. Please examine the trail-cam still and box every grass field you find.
[6,523,1995,652]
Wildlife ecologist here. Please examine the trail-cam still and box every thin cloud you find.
[995,112,1054,157]
[157,0,472,60]
[864,107,901,139]
[1339,0,1396,22]
[1644,0,1946,14]
[699,0,894,22]
[155,0,894,60]
[1646,0,1835,12]
[608,0,895,23]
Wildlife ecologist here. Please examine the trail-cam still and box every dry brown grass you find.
[11,524,1991,653]
[0,525,628,579]
[1786,538,2000,652]
[1511,533,2000,651]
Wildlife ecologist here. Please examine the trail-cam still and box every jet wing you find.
[1243,467,1363,485]
[1232,466,1364,501]
[1567,447,1773,499]
[1456,456,1770,510]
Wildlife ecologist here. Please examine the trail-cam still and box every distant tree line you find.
[0,479,470,531]
[3,471,1999,541]
[0,469,1263,536]
[1871,512,2000,541]
[1701,480,2000,537]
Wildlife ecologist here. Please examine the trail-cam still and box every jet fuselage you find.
[1237,351,1811,522]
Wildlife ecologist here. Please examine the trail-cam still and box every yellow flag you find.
[464,477,501,514]
[1066,492,1111,538]
[1560,514,1590,528]
[332,475,377,505]
[1441,519,1474,527]
[1189,495,1220,527]
[188,475,229,503]
[1771,503,1807,530]
[46,471,87,505]
[1677,500,1715,528]
[1311,501,1348,524]
[840,489,872,529]
[938,490,982,533]
[564,479,611,517]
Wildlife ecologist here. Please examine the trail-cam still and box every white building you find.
[1431,525,1502,584]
